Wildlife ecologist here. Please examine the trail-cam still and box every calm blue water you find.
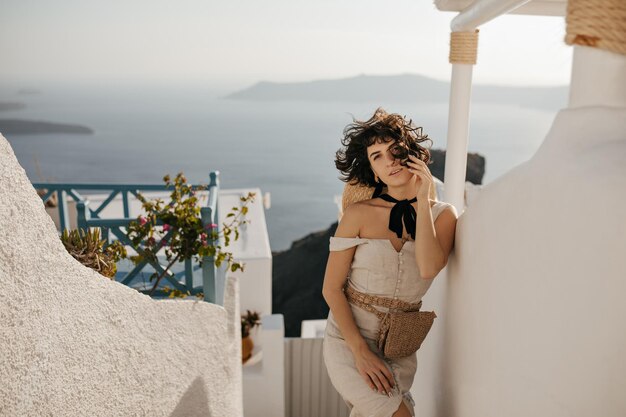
[1,82,558,251]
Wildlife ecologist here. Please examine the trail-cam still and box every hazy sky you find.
[1,0,572,90]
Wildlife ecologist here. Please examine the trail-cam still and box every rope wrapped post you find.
[449,30,480,65]
[565,0,626,56]
[443,29,479,213]
[565,0,626,108]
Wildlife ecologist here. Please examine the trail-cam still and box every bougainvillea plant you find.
[126,172,255,297]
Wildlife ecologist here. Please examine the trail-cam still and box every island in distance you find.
[0,119,93,135]
[17,88,42,95]
[225,73,568,111]
[0,102,26,111]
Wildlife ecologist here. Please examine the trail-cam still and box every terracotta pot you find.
[242,336,254,363]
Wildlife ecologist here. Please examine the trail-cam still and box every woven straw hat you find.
[340,179,439,217]
[341,182,383,213]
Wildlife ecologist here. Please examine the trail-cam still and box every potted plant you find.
[241,310,261,364]
[61,228,127,279]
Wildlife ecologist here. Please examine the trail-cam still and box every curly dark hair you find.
[335,107,432,187]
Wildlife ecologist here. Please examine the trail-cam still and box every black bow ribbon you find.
[377,193,417,240]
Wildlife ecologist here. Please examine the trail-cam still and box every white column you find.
[443,0,535,213]
[443,63,474,213]
[569,45,626,109]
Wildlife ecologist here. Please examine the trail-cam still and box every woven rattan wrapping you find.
[565,0,626,56]
[344,285,436,358]
[380,310,437,358]
[341,182,379,213]
[449,30,479,65]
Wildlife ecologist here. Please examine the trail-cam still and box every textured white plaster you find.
[0,135,243,417]
[442,104,626,416]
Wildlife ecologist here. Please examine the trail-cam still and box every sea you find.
[0,82,560,251]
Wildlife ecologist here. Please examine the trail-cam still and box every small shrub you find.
[61,228,127,278]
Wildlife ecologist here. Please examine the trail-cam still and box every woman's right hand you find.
[352,342,395,396]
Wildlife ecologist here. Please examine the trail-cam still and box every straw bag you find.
[344,285,437,359]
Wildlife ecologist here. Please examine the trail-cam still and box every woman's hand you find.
[353,343,395,396]
[406,154,434,200]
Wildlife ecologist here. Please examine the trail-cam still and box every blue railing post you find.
[202,170,220,304]
[184,259,193,290]
[210,171,220,225]
[76,200,90,231]
[201,206,217,304]
[122,191,130,218]
[57,190,69,231]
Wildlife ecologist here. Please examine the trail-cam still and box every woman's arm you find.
[322,204,395,396]
[414,202,458,279]
[322,204,367,352]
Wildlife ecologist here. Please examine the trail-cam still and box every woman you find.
[322,108,458,417]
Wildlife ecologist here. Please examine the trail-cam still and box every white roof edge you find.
[220,187,263,195]
[434,0,566,18]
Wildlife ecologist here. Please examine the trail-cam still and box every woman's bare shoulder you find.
[339,200,382,233]
[337,203,365,235]
[351,198,388,210]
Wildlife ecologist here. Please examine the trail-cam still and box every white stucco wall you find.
[438,50,626,415]
[0,134,243,417]
[243,314,286,417]
[217,189,273,316]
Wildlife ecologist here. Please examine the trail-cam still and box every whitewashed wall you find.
[432,46,626,416]
[218,189,273,315]
[409,266,450,417]
[243,314,286,417]
[0,134,243,417]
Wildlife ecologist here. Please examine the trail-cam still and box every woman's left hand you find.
[406,154,434,200]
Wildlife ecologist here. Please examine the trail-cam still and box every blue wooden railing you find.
[33,171,222,304]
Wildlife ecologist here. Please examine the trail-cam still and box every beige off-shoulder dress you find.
[323,201,454,417]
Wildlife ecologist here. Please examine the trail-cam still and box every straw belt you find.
[344,284,422,318]
[565,0,626,56]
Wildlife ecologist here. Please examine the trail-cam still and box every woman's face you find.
[367,139,413,186]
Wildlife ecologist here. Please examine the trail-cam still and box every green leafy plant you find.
[61,228,127,278]
[126,172,256,296]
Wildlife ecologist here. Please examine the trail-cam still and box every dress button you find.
[399,260,403,264]
[394,296,398,300]
[399,270,403,274]
[398,252,403,256]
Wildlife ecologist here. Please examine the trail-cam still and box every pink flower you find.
[160,239,168,247]
[139,216,148,226]
[200,233,208,242]
[147,237,156,246]
[163,224,171,232]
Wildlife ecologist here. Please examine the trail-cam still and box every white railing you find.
[284,337,350,417]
